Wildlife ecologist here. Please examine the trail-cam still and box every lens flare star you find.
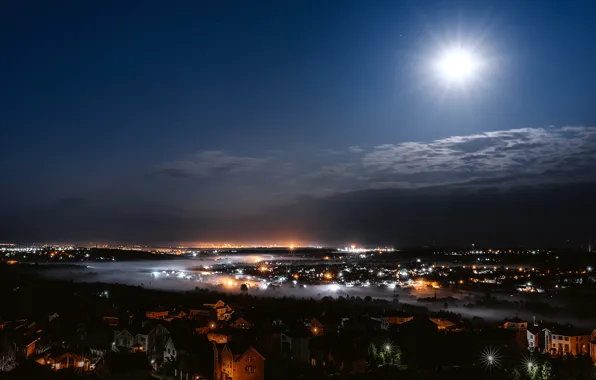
[524,357,537,374]
[480,347,501,370]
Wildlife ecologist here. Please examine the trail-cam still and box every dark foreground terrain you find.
[0,263,594,380]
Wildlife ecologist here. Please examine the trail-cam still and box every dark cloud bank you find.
[2,126,596,247]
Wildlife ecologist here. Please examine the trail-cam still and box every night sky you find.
[2,1,596,247]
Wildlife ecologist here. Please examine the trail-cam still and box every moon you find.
[435,47,481,85]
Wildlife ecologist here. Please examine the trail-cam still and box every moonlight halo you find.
[434,46,482,86]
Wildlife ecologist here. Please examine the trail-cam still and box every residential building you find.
[12,322,42,359]
[527,326,541,352]
[35,350,92,372]
[502,319,528,330]
[164,334,213,380]
[278,331,310,362]
[213,342,265,380]
[309,317,335,335]
[146,311,169,320]
[589,330,596,363]
[113,323,169,361]
[102,317,119,327]
[429,318,457,331]
[380,311,414,330]
[190,307,217,321]
[230,318,253,330]
[208,332,231,344]
[309,337,367,374]
[544,327,590,356]
[204,301,234,321]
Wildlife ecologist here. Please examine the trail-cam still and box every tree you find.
[368,342,378,368]
[368,342,401,368]
[539,361,552,380]
[240,283,249,292]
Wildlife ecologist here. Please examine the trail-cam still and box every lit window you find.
[245,365,256,374]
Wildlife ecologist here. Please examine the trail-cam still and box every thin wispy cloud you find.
[153,126,596,206]
[360,126,596,189]
[155,150,267,179]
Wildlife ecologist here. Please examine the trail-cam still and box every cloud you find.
[144,125,596,223]
[152,126,596,208]
[155,150,266,179]
[361,126,596,189]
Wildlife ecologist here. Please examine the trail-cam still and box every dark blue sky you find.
[2,0,596,246]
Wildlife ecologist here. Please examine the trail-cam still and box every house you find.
[544,327,591,356]
[113,329,135,348]
[278,331,310,362]
[35,349,92,371]
[113,323,169,361]
[230,318,253,330]
[204,301,234,321]
[502,318,528,330]
[589,330,596,363]
[13,322,42,359]
[429,318,457,331]
[164,334,213,380]
[94,352,152,380]
[103,316,120,327]
[14,334,40,358]
[170,311,188,320]
[146,311,169,320]
[208,332,231,344]
[196,325,212,335]
[380,311,414,330]
[309,317,331,335]
[190,306,217,320]
[164,335,194,362]
[309,336,368,374]
[213,342,265,380]
[527,326,541,352]
[164,333,203,361]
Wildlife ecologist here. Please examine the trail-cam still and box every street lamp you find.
[480,347,500,370]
